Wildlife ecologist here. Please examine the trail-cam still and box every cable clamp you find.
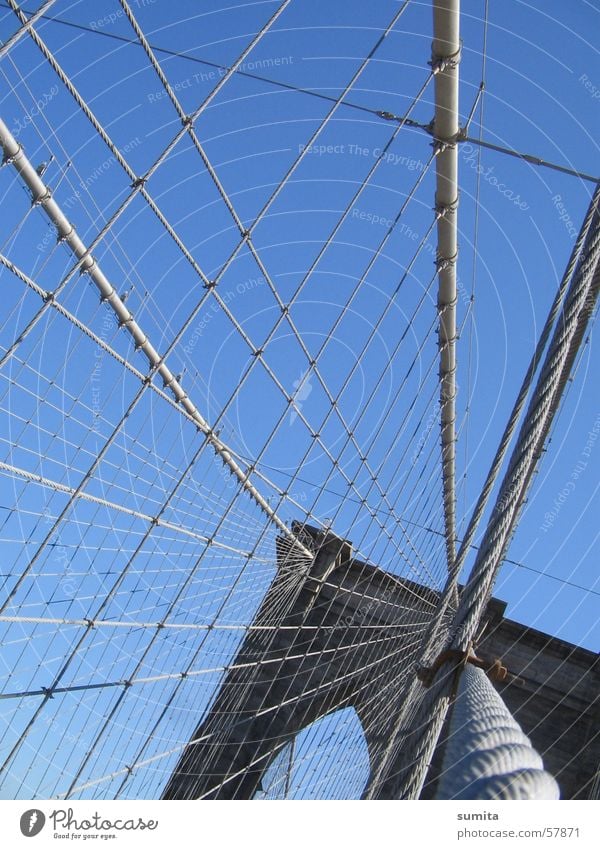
[32,186,52,207]
[431,135,460,155]
[417,648,508,688]
[435,250,458,272]
[162,373,178,390]
[57,224,75,244]
[429,42,462,74]
[43,291,55,304]
[181,115,194,128]
[437,292,459,311]
[2,143,23,166]
[41,686,55,699]
[203,280,217,290]
[438,362,458,380]
[434,197,459,217]
[80,257,97,277]
[377,110,398,121]
[131,176,147,190]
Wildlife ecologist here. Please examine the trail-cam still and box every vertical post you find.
[432,0,460,569]
[364,0,461,800]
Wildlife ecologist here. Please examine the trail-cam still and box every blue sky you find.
[0,0,597,800]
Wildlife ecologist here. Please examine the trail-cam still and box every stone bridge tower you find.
[162,524,599,800]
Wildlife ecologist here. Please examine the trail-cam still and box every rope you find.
[0,0,57,58]
[435,664,559,799]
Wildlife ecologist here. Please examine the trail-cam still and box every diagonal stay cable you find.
[0,0,56,58]
[3,0,430,558]
[415,178,600,662]
[0,459,268,560]
[114,0,440,557]
[66,630,424,798]
[3,2,598,183]
[0,117,312,555]
[379,184,600,801]
[0,0,460,796]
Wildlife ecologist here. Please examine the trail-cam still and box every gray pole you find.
[432,0,460,569]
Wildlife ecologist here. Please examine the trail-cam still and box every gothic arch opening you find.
[255,707,370,799]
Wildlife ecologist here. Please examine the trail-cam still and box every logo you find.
[290,370,313,425]
[20,810,46,837]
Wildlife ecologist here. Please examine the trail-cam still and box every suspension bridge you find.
[0,0,598,801]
